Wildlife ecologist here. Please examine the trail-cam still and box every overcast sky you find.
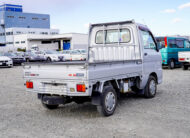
[1,0,190,36]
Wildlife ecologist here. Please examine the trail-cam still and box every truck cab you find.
[24,20,162,116]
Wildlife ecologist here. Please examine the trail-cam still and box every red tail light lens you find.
[179,58,185,61]
[164,37,167,48]
[76,84,86,92]
[26,81,33,89]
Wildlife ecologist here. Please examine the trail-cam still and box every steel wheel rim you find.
[149,80,156,95]
[171,61,174,68]
[105,92,116,112]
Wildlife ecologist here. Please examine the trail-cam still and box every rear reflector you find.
[179,58,185,61]
[76,84,86,92]
[26,81,33,89]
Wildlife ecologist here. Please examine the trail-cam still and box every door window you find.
[140,30,156,50]
[185,40,190,48]
[176,39,184,48]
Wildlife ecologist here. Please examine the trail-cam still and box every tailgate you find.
[24,63,87,80]
[23,62,90,96]
[179,52,190,62]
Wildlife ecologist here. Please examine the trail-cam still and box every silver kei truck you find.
[23,20,163,116]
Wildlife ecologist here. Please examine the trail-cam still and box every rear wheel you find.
[183,65,188,70]
[168,59,175,69]
[26,58,30,62]
[97,86,117,116]
[47,57,52,62]
[144,76,157,98]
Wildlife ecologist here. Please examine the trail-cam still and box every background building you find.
[0,4,59,52]
[13,33,88,51]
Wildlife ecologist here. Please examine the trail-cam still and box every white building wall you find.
[0,27,59,52]
[72,34,88,50]
[2,33,88,52]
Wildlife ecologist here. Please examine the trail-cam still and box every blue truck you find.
[156,37,190,69]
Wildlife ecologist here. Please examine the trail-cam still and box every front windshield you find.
[15,52,24,56]
[35,51,44,55]
[63,51,71,54]
[29,52,37,56]
[80,50,86,53]
[46,51,58,54]
[71,51,80,55]
[156,38,165,49]
[4,53,16,57]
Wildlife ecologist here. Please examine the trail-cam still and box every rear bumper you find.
[25,79,91,97]
[181,62,190,66]
[13,59,25,64]
[0,60,13,67]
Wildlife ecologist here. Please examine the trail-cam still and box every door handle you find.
[144,53,148,56]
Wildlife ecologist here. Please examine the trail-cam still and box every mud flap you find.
[91,91,101,106]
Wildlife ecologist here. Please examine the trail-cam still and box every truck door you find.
[140,29,162,84]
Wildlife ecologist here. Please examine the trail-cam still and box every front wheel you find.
[26,58,30,62]
[144,76,157,98]
[97,86,117,116]
[47,57,52,62]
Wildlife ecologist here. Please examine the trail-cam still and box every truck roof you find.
[156,36,189,40]
[90,20,135,27]
[90,20,150,32]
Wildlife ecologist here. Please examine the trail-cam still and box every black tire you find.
[42,102,59,110]
[47,57,52,62]
[26,58,30,62]
[183,65,188,70]
[144,76,157,98]
[74,98,86,104]
[97,86,117,116]
[168,59,175,69]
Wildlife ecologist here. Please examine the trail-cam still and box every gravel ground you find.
[0,66,190,138]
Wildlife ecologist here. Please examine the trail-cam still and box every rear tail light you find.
[179,58,185,61]
[26,81,33,89]
[164,37,167,48]
[163,60,165,62]
[76,84,86,92]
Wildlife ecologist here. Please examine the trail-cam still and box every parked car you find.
[3,52,25,65]
[59,50,71,61]
[44,50,64,62]
[178,51,190,70]
[24,51,46,62]
[15,52,25,58]
[24,20,162,116]
[76,49,87,60]
[70,50,86,61]
[0,53,13,67]
[156,37,190,69]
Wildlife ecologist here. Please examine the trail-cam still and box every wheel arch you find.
[149,72,158,83]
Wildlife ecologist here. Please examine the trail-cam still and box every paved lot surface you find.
[0,66,190,138]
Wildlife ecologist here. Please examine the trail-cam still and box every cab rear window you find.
[95,29,131,44]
